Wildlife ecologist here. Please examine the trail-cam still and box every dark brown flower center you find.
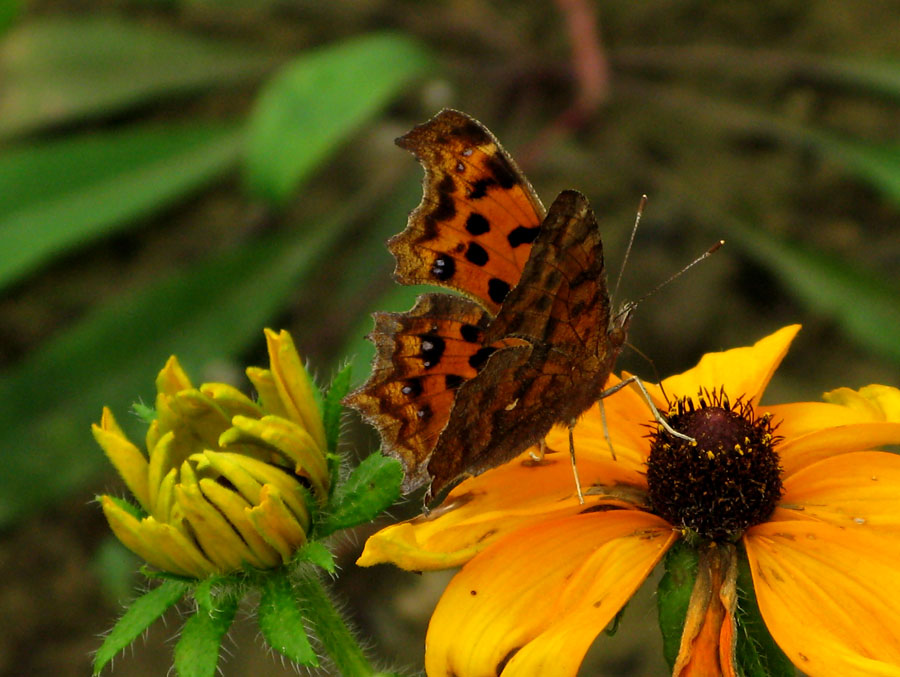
[646,389,783,542]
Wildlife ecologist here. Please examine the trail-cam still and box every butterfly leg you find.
[529,438,547,462]
[597,396,617,461]
[567,421,585,505]
[599,375,694,443]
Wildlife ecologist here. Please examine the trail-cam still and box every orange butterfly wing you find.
[427,190,627,496]
[390,109,545,312]
[346,110,628,499]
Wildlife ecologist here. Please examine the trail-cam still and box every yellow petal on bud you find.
[211,452,311,531]
[176,483,252,571]
[246,485,308,563]
[201,383,265,420]
[199,478,281,569]
[264,329,327,452]
[101,496,213,578]
[93,408,151,513]
[156,355,192,396]
[223,415,329,502]
[153,467,178,522]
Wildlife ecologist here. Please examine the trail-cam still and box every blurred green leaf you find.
[639,83,900,203]
[715,209,900,365]
[0,16,276,139]
[0,218,344,528]
[0,124,242,290]
[93,579,189,675]
[245,32,434,204]
[793,132,900,209]
[616,46,900,102]
[0,0,20,35]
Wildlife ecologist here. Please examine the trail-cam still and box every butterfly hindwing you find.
[345,293,525,491]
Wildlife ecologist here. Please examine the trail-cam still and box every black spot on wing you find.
[468,178,497,200]
[431,190,457,222]
[437,174,457,194]
[420,334,446,368]
[452,119,492,146]
[507,225,540,248]
[469,346,497,371]
[431,255,455,281]
[488,278,511,305]
[460,324,481,343]
[444,374,464,389]
[465,212,490,235]
[401,378,423,398]
[485,153,519,189]
[465,242,489,266]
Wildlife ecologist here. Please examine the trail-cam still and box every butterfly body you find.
[346,109,630,499]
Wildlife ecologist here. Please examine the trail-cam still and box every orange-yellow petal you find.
[770,401,900,476]
[744,521,900,677]
[424,510,675,677]
[824,384,900,421]
[358,451,648,571]
[646,325,800,406]
[546,374,658,469]
[773,451,900,531]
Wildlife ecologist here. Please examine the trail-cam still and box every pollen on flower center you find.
[646,389,783,542]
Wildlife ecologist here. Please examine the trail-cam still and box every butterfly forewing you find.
[391,109,545,314]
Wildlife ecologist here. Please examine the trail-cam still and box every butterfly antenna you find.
[611,194,647,306]
[616,240,724,322]
[623,341,673,406]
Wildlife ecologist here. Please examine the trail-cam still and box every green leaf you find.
[296,541,336,574]
[713,207,900,366]
[258,571,318,667]
[318,452,403,536]
[734,547,795,676]
[323,362,353,453]
[0,124,242,290]
[0,215,346,528]
[656,540,698,670]
[173,596,238,677]
[794,133,900,209]
[0,16,275,139]
[93,579,189,675]
[0,0,20,35]
[245,32,433,204]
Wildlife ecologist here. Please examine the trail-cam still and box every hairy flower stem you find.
[296,573,387,677]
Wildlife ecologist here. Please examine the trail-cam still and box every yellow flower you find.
[94,329,330,579]
[358,325,900,677]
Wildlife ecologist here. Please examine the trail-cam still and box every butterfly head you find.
[609,301,635,349]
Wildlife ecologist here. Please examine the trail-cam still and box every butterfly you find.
[345,109,634,501]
